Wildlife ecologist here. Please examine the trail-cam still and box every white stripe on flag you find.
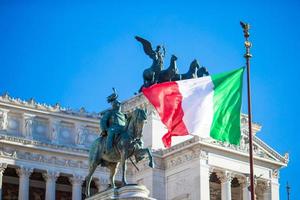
[177,76,214,138]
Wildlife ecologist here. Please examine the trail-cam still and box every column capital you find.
[199,150,208,160]
[69,174,85,185]
[272,169,279,179]
[216,171,233,183]
[43,170,59,182]
[237,175,250,188]
[0,163,8,174]
[257,180,270,192]
[16,166,33,178]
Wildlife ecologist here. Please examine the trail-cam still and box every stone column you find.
[0,109,9,131]
[43,171,59,200]
[22,113,35,139]
[270,170,280,200]
[70,175,84,200]
[16,166,33,200]
[0,163,8,200]
[238,176,250,200]
[217,171,232,200]
[199,151,210,199]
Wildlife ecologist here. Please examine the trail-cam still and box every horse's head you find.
[197,66,210,77]
[127,108,147,139]
[171,54,178,62]
[190,59,200,71]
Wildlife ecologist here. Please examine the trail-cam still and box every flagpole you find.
[240,21,255,200]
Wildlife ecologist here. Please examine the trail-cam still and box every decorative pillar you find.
[270,170,280,200]
[0,163,8,200]
[217,171,232,200]
[43,171,59,200]
[70,175,84,200]
[199,150,210,199]
[0,109,9,131]
[238,176,250,200]
[16,166,33,200]
[48,118,60,144]
[22,113,35,139]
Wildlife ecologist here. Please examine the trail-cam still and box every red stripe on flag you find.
[142,82,189,148]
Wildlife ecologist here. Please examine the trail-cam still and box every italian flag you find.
[142,67,245,148]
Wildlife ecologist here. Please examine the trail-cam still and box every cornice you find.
[156,136,287,167]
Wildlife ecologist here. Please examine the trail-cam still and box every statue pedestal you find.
[85,185,156,200]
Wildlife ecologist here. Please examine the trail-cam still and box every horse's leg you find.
[137,148,155,168]
[108,162,119,189]
[120,151,128,186]
[85,163,98,197]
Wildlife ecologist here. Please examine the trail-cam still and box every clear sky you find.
[0,0,299,198]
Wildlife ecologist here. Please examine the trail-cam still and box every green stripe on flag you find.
[210,67,245,145]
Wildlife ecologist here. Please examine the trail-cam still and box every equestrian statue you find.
[85,88,154,197]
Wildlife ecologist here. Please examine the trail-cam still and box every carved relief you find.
[23,114,35,138]
[75,124,87,145]
[0,109,8,130]
[49,119,60,142]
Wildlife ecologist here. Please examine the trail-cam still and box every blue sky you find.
[0,0,299,198]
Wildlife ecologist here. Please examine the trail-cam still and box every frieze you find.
[0,134,89,154]
[165,148,203,169]
[0,146,95,171]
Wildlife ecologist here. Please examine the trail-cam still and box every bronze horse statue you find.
[158,55,178,83]
[85,108,154,197]
[172,59,200,81]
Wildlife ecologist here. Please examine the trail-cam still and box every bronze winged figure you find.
[135,36,165,89]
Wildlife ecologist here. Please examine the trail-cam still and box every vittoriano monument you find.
[85,36,210,198]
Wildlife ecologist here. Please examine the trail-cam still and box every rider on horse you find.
[100,88,126,153]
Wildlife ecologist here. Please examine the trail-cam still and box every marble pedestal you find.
[85,185,156,200]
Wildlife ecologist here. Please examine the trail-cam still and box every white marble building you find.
[0,92,288,200]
